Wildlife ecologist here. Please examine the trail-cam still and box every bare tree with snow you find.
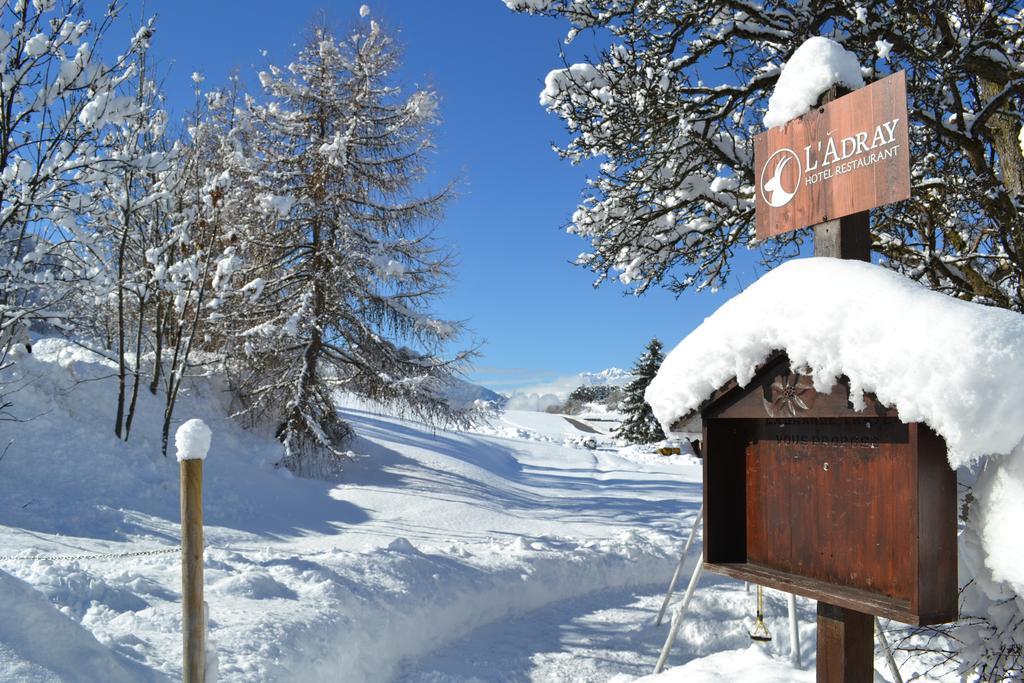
[507,0,1024,309]
[69,33,178,441]
[0,1,168,428]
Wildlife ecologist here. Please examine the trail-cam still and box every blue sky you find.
[124,0,764,394]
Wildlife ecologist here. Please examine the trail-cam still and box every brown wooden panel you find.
[700,354,958,627]
[706,355,898,421]
[914,423,959,622]
[755,72,910,239]
[745,420,915,601]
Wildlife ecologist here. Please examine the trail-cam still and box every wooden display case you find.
[698,353,957,625]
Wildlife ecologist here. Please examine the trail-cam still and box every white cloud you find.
[505,393,563,412]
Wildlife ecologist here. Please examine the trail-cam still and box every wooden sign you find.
[697,353,957,626]
[755,72,910,240]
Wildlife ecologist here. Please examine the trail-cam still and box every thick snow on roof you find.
[763,36,866,128]
[646,258,1024,469]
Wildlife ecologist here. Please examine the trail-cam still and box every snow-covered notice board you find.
[648,35,1024,682]
[754,71,910,239]
[693,351,957,625]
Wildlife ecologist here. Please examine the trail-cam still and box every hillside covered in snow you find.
[0,338,694,681]
[0,337,975,682]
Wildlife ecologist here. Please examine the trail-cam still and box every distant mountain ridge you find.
[571,367,633,389]
[439,376,507,410]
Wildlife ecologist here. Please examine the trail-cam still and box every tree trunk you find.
[124,293,147,439]
[149,298,165,395]
[113,223,129,439]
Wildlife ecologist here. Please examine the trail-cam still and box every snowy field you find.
[0,339,946,681]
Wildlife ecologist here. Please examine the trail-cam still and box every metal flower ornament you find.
[762,373,816,417]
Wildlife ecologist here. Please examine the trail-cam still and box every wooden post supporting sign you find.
[745,72,925,683]
[814,209,870,260]
[811,83,871,262]
[811,85,873,683]
[817,603,873,682]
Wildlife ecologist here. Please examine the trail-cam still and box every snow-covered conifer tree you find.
[614,338,665,445]
[221,18,473,475]
[507,1,1024,310]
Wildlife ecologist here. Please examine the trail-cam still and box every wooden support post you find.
[809,84,874,683]
[181,458,205,683]
[812,204,874,681]
[814,211,870,260]
[812,84,872,263]
[816,603,873,683]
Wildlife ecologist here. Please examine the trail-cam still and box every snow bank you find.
[1,337,696,680]
[647,257,1024,468]
[763,37,865,128]
[973,446,1024,594]
[0,570,161,682]
[282,532,678,682]
[624,645,813,682]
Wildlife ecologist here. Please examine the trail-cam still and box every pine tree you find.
[615,338,666,445]
[217,18,474,476]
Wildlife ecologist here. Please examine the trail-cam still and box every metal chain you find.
[0,547,180,562]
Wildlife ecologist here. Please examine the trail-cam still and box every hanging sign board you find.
[754,71,910,240]
[696,353,958,626]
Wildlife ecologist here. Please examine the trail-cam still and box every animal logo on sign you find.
[759,148,802,208]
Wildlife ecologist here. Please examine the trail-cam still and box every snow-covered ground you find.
[0,338,947,681]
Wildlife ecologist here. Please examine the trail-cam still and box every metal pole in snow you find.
[654,503,704,627]
[875,617,904,683]
[654,551,704,674]
[788,592,801,667]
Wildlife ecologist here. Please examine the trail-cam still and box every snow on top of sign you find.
[763,37,866,129]
[646,258,1024,469]
[648,257,1024,634]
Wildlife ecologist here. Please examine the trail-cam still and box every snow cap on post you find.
[764,36,866,128]
[175,419,212,462]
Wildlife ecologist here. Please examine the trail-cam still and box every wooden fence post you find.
[176,419,212,683]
